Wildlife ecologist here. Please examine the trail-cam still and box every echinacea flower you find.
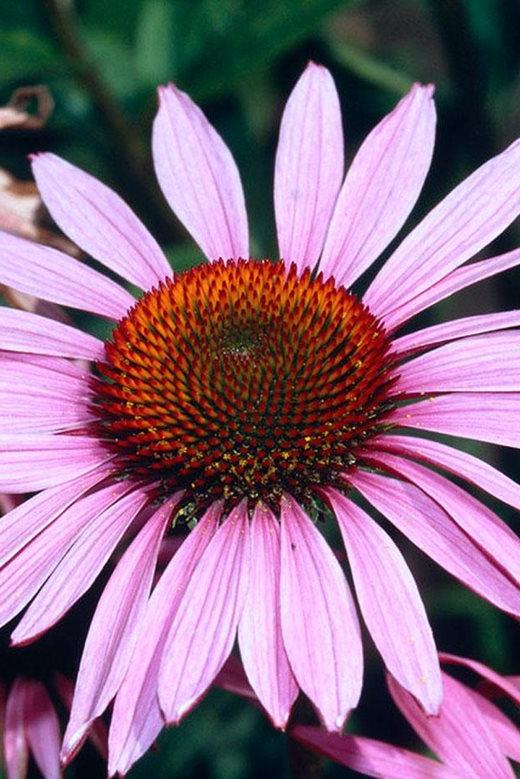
[2,674,66,779]
[0,497,106,779]
[1,672,107,779]
[293,653,520,778]
[0,62,519,773]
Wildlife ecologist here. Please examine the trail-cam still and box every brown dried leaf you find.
[0,85,54,131]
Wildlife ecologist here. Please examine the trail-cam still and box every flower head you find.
[0,62,519,774]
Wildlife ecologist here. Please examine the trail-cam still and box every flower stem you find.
[42,0,182,242]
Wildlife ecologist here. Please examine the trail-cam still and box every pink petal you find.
[62,498,175,762]
[382,248,520,331]
[158,502,250,724]
[107,504,220,776]
[439,653,520,705]
[279,495,362,732]
[351,470,520,616]
[0,482,129,631]
[11,487,150,645]
[390,392,520,447]
[0,389,94,434]
[0,230,134,319]
[32,154,171,289]
[238,503,298,728]
[368,433,520,514]
[153,84,248,261]
[394,331,520,393]
[53,674,108,760]
[465,687,520,762]
[365,138,520,318]
[4,679,29,779]
[0,308,103,360]
[321,84,435,289]
[383,248,520,331]
[274,62,343,274]
[393,309,520,354]
[0,434,112,493]
[0,351,89,377]
[370,451,520,582]
[0,467,110,568]
[23,680,61,779]
[0,356,89,396]
[327,489,441,714]
[388,672,514,778]
[291,726,455,779]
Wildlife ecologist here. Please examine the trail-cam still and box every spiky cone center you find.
[94,259,395,515]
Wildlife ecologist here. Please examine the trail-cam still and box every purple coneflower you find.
[2,674,66,779]
[293,653,520,778]
[0,63,519,773]
[1,673,106,779]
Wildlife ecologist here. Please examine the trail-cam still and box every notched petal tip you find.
[304,59,330,75]
[409,81,436,99]
[157,82,181,103]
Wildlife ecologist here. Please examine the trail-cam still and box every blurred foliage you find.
[1,0,520,777]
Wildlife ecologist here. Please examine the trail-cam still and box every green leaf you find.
[135,0,176,85]
[0,29,63,87]
[327,39,415,97]
[171,0,352,99]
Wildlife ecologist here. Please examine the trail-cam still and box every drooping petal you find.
[0,230,134,319]
[382,248,520,331]
[365,138,520,318]
[214,654,256,702]
[158,502,250,724]
[465,687,520,762]
[393,309,520,354]
[291,726,454,779]
[368,433,520,514]
[62,498,176,762]
[153,84,248,261]
[383,248,520,331]
[53,674,108,761]
[279,495,362,732]
[23,680,61,779]
[0,482,129,631]
[394,331,520,393]
[107,504,219,776]
[32,154,171,289]
[388,672,514,778]
[327,489,441,714]
[0,467,110,568]
[370,451,520,582]
[351,470,520,616]
[390,393,520,447]
[0,308,104,360]
[320,84,435,288]
[238,503,298,729]
[0,434,112,493]
[11,487,150,645]
[4,679,29,779]
[440,653,520,704]
[274,62,343,274]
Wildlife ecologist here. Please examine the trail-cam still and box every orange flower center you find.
[94,259,395,514]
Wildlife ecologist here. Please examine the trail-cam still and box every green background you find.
[0,0,519,776]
